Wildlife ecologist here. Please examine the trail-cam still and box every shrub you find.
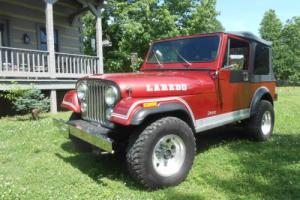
[0,84,50,119]
[14,88,50,113]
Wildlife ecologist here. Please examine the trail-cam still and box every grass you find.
[0,87,299,200]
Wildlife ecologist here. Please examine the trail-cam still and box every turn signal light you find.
[143,102,158,108]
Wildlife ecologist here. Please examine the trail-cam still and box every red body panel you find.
[61,90,81,113]
[88,71,216,98]
[61,32,276,127]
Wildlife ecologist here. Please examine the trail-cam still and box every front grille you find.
[82,80,108,124]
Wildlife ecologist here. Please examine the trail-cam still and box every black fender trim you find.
[131,103,193,126]
[250,87,273,116]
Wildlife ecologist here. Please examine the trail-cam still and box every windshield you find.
[147,35,220,64]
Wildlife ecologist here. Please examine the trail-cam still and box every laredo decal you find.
[146,84,187,92]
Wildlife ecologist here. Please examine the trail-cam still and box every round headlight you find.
[105,86,118,106]
[77,81,87,100]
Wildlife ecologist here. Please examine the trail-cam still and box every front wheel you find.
[126,117,196,189]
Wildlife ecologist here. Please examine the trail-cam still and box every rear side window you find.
[254,45,270,75]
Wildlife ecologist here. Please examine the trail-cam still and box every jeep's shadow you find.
[195,125,249,153]
[55,125,249,191]
[56,145,143,190]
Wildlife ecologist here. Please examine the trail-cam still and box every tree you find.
[259,9,282,42]
[83,0,224,72]
[185,0,224,34]
[259,10,284,80]
[281,17,300,82]
[259,10,300,82]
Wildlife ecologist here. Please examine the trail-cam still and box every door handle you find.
[242,71,249,82]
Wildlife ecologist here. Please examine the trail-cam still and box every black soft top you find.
[226,31,272,47]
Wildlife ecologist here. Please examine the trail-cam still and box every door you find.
[218,37,251,113]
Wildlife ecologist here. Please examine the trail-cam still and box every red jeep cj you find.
[54,32,277,189]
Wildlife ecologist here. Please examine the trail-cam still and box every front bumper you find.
[53,119,114,153]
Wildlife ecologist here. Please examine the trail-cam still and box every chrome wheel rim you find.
[261,111,272,135]
[152,134,186,177]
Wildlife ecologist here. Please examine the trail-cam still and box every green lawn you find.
[0,87,299,200]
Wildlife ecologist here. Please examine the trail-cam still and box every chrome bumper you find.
[53,119,114,153]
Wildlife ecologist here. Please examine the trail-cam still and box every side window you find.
[254,45,270,75]
[223,38,250,70]
[39,27,59,52]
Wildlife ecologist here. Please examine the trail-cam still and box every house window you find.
[39,27,59,51]
[0,21,8,46]
[254,44,270,75]
[0,25,3,46]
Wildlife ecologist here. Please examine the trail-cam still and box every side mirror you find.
[223,54,245,70]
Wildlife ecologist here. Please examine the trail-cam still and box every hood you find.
[86,71,215,98]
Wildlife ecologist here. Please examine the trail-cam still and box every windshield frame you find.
[145,34,222,65]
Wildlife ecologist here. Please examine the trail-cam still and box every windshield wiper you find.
[152,49,164,68]
[175,50,192,67]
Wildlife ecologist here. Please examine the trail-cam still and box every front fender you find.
[131,103,192,125]
[61,90,81,113]
[110,97,195,126]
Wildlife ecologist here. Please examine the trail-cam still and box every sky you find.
[216,0,300,36]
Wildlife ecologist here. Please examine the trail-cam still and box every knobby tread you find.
[126,117,196,189]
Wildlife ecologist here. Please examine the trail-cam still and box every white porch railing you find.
[55,52,99,78]
[0,46,50,77]
[0,46,100,78]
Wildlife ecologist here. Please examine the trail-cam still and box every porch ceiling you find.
[69,0,105,25]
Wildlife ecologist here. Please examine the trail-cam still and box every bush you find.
[14,88,50,113]
[0,84,50,119]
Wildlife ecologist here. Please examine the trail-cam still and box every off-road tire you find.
[126,117,196,189]
[245,100,274,141]
[69,112,93,152]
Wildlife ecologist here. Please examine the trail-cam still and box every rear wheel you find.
[126,117,196,189]
[245,100,274,141]
[69,112,93,152]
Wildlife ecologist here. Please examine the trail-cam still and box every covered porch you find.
[0,0,106,113]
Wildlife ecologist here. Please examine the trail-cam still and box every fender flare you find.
[61,90,81,113]
[250,87,273,116]
[130,103,194,126]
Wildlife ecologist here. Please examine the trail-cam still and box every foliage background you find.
[82,1,300,82]
[82,0,223,72]
[259,10,300,82]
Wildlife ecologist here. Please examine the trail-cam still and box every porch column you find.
[50,90,57,114]
[44,0,57,79]
[96,9,104,74]
[45,0,57,113]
